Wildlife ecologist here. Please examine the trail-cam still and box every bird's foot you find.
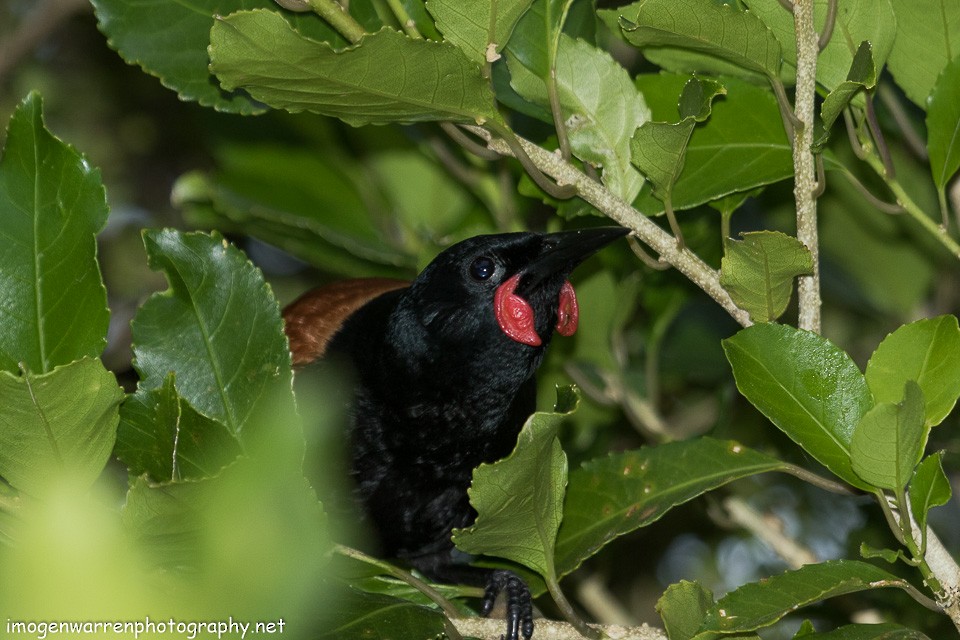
[482,569,534,640]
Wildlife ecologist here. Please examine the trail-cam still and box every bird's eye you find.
[469,256,496,281]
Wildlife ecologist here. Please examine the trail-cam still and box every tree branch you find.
[451,617,667,640]
[464,126,753,328]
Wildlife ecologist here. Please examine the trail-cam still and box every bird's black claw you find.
[482,570,534,640]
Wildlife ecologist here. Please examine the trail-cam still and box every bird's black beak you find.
[516,226,629,296]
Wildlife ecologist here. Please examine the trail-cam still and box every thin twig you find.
[487,122,578,199]
[384,0,421,39]
[440,123,502,161]
[627,235,670,270]
[878,82,928,161]
[777,0,794,10]
[838,168,905,215]
[864,93,895,179]
[780,463,855,495]
[308,0,365,44]
[818,0,837,51]
[843,109,869,160]
[723,496,818,569]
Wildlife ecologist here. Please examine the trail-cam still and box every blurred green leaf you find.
[886,0,960,107]
[741,0,895,93]
[427,0,535,63]
[697,561,917,635]
[618,0,782,80]
[851,381,927,490]
[210,11,501,126]
[0,358,122,496]
[555,438,788,577]
[723,323,874,490]
[132,229,293,440]
[92,0,348,114]
[720,231,813,323]
[926,55,960,193]
[0,93,109,375]
[452,389,575,578]
[658,580,716,640]
[508,34,650,201]
[116,373,242,483]
[792,623,930,639]
[634,74,791,215]
[318,587,447,639]
[910,451,951,533]
[864,315,960,428]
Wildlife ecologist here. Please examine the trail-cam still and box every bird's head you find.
[397,227,628,355]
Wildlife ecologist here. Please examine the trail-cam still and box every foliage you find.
[3,0,960,638]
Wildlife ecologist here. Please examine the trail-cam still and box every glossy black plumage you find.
[284,227,628,640]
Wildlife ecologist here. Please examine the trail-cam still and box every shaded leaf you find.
[92,0,348,114]
[0,358,122,495]
[427,0,535,63]
[723,324,874,490]
[658,581,716,640]
[132,229,293,439]
[926,55,960,192]
[210,11,501,126]
[633,74,791,215]
[820,41,877,132]
[909,451,951,533]
[790,623,930,640]
[618,0,782,80]
[452,389,576,577]
[508,34,650,201]
[698,560,916,634]
[318,587,446,639]
[851,381,927,490]
[887,0,960,107]
[719,231,813,323]
[555,437,788,577]
[0,93,109,375]
[116,373,242,483]
[864,315,960,428]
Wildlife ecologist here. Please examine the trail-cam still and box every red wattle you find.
[494,273,542,346]
[555,280,579,336]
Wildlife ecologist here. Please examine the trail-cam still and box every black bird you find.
[283,227,628,640]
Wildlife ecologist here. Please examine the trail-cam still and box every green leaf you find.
[926,55,960,192]
[821,41,877,132]
[631,77,726,206]
[633,74,791,215]
[720,231,813,323]
[864,315,960,428]
[910,451,951,533]
[791,623,931,639]
[859,541,908,565]
[0,93,109,375]
[507,34,650,201]
[723,324,874,490]
[210,11,501,126]
[452,390,575,578]
[0,358,123,495]
[741,0,896,93]
[132,229,293,440]
[115,373,242,483]
[92,0,347,114]
[319,587,446,639]
[698,560,917,635]
[851,381,927,490]
[618,0,782,80]
[887,0,960,107]
[657,581,716,640]
[555,437,788,577]
[426,0,535,64]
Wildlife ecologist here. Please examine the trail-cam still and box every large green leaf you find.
[820,41,878,133]
[723,324,874,490]
[0,93,109,375]
[92,0,349,114]
[864,315,960,428]
[132,229,293,439]
[720,231,813,323]
[452,389,575,578]
[0,358,122,496]
[508,34,650,201]
[633,74,791,215]
[617,0,782,80]
[909,451,951,533]
[851,381,927,491]
[116,373,242,483]
[887,0,960,107]
[742,0,896,92]
[658,581,715,640]
[926,55,960,193]
[698,561,917,635]
[555,437,788,577]
[427,0,535,64]
[210,11,501,126]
